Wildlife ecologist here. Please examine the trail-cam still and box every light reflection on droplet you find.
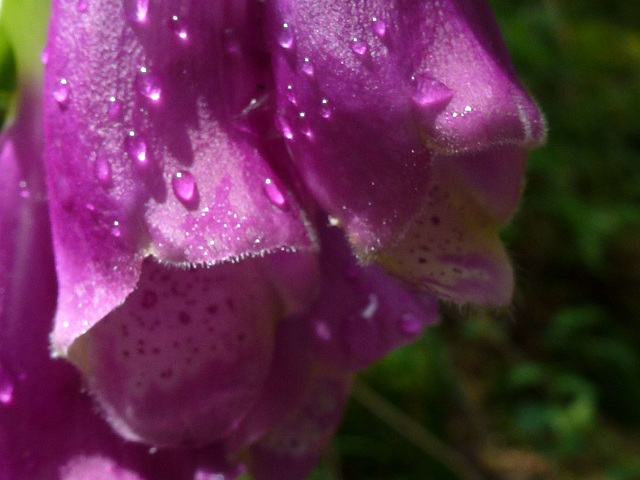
[301,57,314,76]
[371,16,386,37]
[170,15,188,41]
[350,38,368,56]
[263,178,286,207]
[278,22,294,49]
[108,96,123,120]
[136,67,162,102]
[125,131,148,168]
[95,156,113,187]
[53,78,70,107]
[172,171,197,204]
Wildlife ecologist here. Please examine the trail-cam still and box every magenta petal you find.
[68,257,282,447]
[248,373,352,480]
[378,147,525,305]
[293,225,439,372]
[265,0,543,253]
[44,0,314,354]
[0,91,240,480]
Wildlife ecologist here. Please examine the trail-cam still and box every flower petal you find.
[44,0,314,354]
[0,90,240,480]
[68,257,285,447]
[376,146,526,305]
[298,225,440,371]
[265,0,543,255]
[247,373,352,480]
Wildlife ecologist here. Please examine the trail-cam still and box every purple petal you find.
[265,0,543,255]
[378,147,525,305]
[44,0,314,354]
[247,373,352,480]
[296,225,440,371]
[0,90,241,480]
[68,257,286,447]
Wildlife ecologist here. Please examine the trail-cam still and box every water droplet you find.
[319,98,331,119]
[398,312,421,335]
[125,131,148,168]
[111,220,122,237]
[301,57,314,76]
[371,17,386,37]
[278,117,294,140]
[285,84,297,105]
[107,96,123,120]
[76,0,88,12]
[0,364,15,405]
[278,22,294,49]
[410,75,454,108]
[169,15,188,41]
[172,171,196,203]
[94,156,112,187]
[136,68,162,102]
[18,180,30,199]
[125,0,149,23]
[360,294,379,319]
[298,111,312,138]
[54,78,70,107]
[313,320,331,342]
[350,38,368,56]
[263,178,286,207]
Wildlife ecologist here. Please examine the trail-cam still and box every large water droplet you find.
[0,364,15,405]
[263,178,286,207]
[350,39,368,56]
[18,180,30,199]
[371,17,386,37]
[398,312,421,335]
[76,0,88,12]
[108,96,123,120]
[125,0,149,23]
[111,220,122,237]
[411,75,454,108]
[278,23,294,49]
[125,131,148,168]
[54,78,70,108]
[172,171,196,204]
[301,57,314,76]
[95,156,113,187]
[136,68,162,102]
[169,15,188,41]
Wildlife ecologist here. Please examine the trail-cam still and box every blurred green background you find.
[1,0,639,479]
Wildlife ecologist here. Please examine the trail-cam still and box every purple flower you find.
[0,0,544,479]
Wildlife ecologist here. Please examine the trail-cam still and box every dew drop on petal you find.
[350,39,368,56]
[76,0,88,12]
[125,131,148,169]
[398,312,421,335]
[301,57,314,76]
[278,22,294,49]
[263,178,286,207]
[278,117,294,140]
[319,98,332,119]
[107,96,123,120]
[53,78,70,107]
[410,75,454,108]
[111,220,122,237]
[172,171,196,204]
[298,111,312,138]
[371,16,386,37]
[136,68,162,102]
[94,156,112,187]
[285,84,297,105]
[0,363,15,405]
[169,15,188,41]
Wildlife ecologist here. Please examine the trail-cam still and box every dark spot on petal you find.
[141,290,158,308]
[207,304,218,315]
[430,215,441,225]
[178,311,191,325]
[418,258,427,264]
[226,298,234,311]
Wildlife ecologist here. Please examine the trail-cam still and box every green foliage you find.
[0,29,17,128]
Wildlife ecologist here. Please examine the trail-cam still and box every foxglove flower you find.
[0,0,544,478]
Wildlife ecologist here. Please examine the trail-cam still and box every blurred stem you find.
[351,379,485,480]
